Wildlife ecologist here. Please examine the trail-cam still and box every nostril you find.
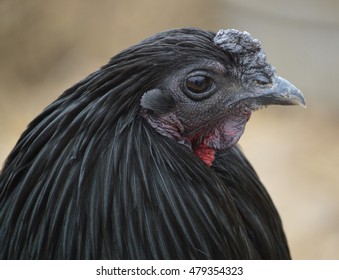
[254,75,270,85]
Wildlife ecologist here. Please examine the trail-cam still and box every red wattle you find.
[193,143,215,167]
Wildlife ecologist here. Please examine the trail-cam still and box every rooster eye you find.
[186,76,213,93]
[184,75,215,100]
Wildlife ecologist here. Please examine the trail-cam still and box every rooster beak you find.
[259,75,306,108]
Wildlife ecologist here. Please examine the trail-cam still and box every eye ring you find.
[184,75,216,100]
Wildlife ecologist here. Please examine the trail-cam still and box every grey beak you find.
[260,75,306,108]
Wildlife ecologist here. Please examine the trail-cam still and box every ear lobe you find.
[140,88,175,115]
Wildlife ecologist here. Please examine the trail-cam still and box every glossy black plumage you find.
[0,28,300,259]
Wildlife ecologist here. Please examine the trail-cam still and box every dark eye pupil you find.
[186,76,211,93]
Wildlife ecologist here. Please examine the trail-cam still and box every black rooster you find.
[0,28,305,259]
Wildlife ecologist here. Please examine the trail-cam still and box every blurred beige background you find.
[0,0,338,259]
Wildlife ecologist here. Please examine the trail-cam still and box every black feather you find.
[0,28,290,259]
